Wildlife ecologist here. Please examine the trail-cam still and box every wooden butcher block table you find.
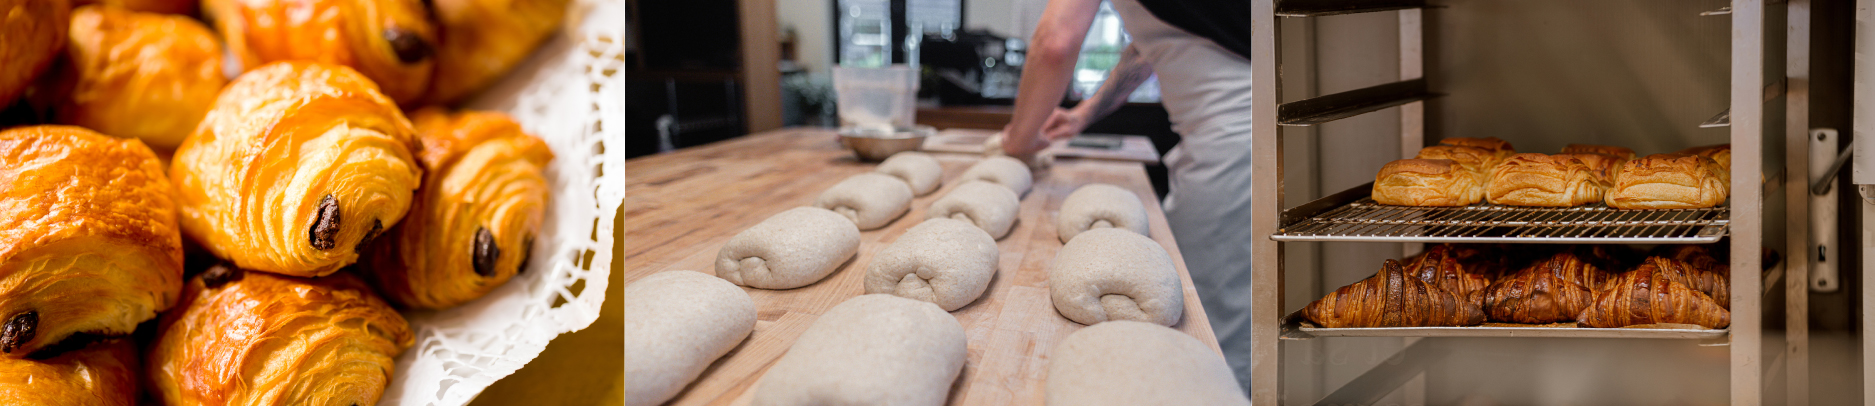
[624,128,1220,405]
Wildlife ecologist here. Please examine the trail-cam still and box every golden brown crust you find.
[74,0,194,14]
[206,0,437,105]
[57,5,226,150]
[1372,159,1485,206]
[1437,137,1515,161]
[1401,244,1492,306]
[1604,153,1728,209]
[0,125,182,357]
[1485,153,1609,207]
[365,108,554,309]
[1675,144,1732,171]
[1560,144,1636,160]
[1301,260,1486,328]
[170,61,423,277]
[150,267,413,406]
[1413,145,1500,175]
[1578,265,1730,329]
[1552,153,1626,183]
[1481,252,1609,324]
[0,0,71,108]
[1636,256,1730,309]
[0,339,139,406]
[425,0,570,104]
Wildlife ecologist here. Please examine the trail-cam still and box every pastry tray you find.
[1272,182,1729,244]
[1280,315,1729,340]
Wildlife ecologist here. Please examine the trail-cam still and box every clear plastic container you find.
[833,65,920,131]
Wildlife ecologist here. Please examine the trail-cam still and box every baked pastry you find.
[716,207,861,289]
[0,0,70,109]
[1604,153,1729,209]
[1485,153,1608,207]
[74,0,193,14]
[1401,244,1492,305]
[1371,159,1484,206]
[1056,183,1150,243]
[624,271,756,406]
[959,156,1034,195]
[57,5,226,150]
[1414,145,1501,175]
[1438,136,1515,161]
[752,294,966,406]
[363,109,554,309]
[864,218,998,311]
[149,265,414,406]
[424,0,569,104]
[874,151,943,196]
[1480,252,1609,324]
[814,173,913,230]
[0,338,139,405]
[1636,256,1730,309]
[1553,153,1626,183]
[1676,144,1732,172]
[205,0,438,105]
[1047,321,1251,406]
[170,61,423,277]
[1561,144,1636,160]
[1301,259,1486,328]
[925,180,1020,240]
[0,125,182,357]
[1048,228,1184,326]
[1577,264,1731,329]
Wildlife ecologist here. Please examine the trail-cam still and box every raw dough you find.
[751,294,967,406]
[865,218,999,311]
[983,132,1005,156]
[875,151,943,196]
[1046,321,1250,406]
[959,156,1033,196]
[624,271,757,406]
[925,180,1020,240]
[1048,228,1184,326]
[1056,183,1150,243]
[815,173,914,230]
[716,207,861,289]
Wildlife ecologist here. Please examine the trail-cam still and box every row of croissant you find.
[1301,243,1733,329]
[1373,137,1732,209]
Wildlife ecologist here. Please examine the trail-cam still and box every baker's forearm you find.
[1003,0,1101,156]
[1076,44,1153,121]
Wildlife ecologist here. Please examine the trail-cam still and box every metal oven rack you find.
[1245,0,1802,405]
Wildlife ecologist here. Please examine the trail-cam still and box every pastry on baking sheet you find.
[1480,252,1609,324]
[1560,144,1636,160]
[0,338,139,405]
[1578,264,1730,329]
[0,0,69,109]
[1371,159,1485,206]
[1484,153,1608,207]
[1604,153,1729,209]
[1676,143,1733,171]
[1437,137,1516,161]
[425,0,570,104]
[170,61,423,277]
[57,5,225,150]
[1414,145,1501,175]
[204,0,437,105]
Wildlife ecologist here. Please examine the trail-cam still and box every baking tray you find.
[1272,182,1730,244]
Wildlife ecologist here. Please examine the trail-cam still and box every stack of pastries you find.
[1372,137,1732,209]
[1301,243,1734,330]
[0,1,566,404]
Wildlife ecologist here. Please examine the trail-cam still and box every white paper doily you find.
[378,1,624,405]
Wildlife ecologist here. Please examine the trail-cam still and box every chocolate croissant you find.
[0,0,70,108]
[149,265,414,406]
[1636,256,1730,309]
[1301,260,1486,328]
[364,108,554,309]
[0,125,182,357]
[56,4,226,150]
[1577,265,1731,329]
[1402,244,1492,305]
[1485,153,1609,207]
[170,61,423,277]
[205,0,438,105]
[424,0,570,104]
[0,338,139,405]
[1481,252,1609,324]
[1604,153,1729,209]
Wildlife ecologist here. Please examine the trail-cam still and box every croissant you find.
[1301,260,1486,328]
[0,125,182,357]
[1604,153,1729,209]
[0,339,139,405]
[0,0,69,108]
[170,61,423,277]
[1485,153,1609,207]
[1636,256,1730,309]
[1577,265,1731,329]
[424,0,570,104]
[364,108,554,309]
[56,5,226,150]
[149,265,415,406]
[1401,244,1492,304]
[1481,252,1609,324]
[204,0,437,105]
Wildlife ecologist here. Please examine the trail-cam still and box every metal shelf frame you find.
[1273,183,1732,243]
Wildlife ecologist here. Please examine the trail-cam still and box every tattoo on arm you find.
[1082,44,1155,121]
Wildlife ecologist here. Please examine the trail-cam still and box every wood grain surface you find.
[624,128,1219,405]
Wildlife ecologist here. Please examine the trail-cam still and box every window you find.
[836,0,963,67]
[1070,1,1159,103]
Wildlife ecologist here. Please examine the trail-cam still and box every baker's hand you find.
[998,124,1054,167]
[1041,107,1087,142]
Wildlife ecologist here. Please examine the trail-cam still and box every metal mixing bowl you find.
[839,126,934,162]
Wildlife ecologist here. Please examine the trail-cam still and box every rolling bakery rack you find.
[1247,0,1811,404]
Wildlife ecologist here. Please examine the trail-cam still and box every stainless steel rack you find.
[1273,183,1731,243]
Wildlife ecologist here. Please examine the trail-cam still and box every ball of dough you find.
[1057,183,1150,243]
[1048,228,1184,326]
[752,294,967,406]
[865,218,998,311]
[875,151,942,196]
[624,271,757,406]
[1046,321,1249,406]
[716,207,861,289]
[925,180,1020,240]
[983,132,1005,156]
[815,173,914,230]
[959,156,1033,196]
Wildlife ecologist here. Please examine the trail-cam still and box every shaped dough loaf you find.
[865,218,998,311]
[959,156,1033,195]
[1049,228,1184,326]
[814,173,913,230]
[1047,321,1250,406]
[752,294,966,406]
[1056,183,1150,243]
[716,207,861,289]
[875,151,942,196]
[925,180,1020,239]
[624,271,757,406]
